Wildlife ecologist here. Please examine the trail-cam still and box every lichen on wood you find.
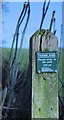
[30,29,59,118]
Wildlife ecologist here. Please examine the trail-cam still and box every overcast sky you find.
[2,2,62,48]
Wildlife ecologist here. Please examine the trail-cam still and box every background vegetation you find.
[2,47,64,97]
[2,48,29,71]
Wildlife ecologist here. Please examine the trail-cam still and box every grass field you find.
[2,47,64,74]
[58,48,64,97]
[2,48,29,71]
[58,49,64,81]
[1,47,64,116]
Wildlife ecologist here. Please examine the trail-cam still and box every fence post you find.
[29,29,59,118]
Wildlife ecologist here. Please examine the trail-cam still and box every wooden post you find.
[29,29,59,118]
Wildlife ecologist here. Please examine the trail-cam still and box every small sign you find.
[36,51,57,73]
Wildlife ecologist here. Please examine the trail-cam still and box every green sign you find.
[36,51,57,73]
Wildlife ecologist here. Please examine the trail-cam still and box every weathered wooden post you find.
[29,29,59,118]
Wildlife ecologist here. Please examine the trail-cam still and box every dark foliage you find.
[2,60,32,119]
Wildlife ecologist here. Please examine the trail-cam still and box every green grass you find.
[2,48,29,71]
[62,49,64,81]
[2,47,64,78]
[58,48,64,97]
[2,47,64,98]
[2,48,10,61]
[58,49,64,80]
